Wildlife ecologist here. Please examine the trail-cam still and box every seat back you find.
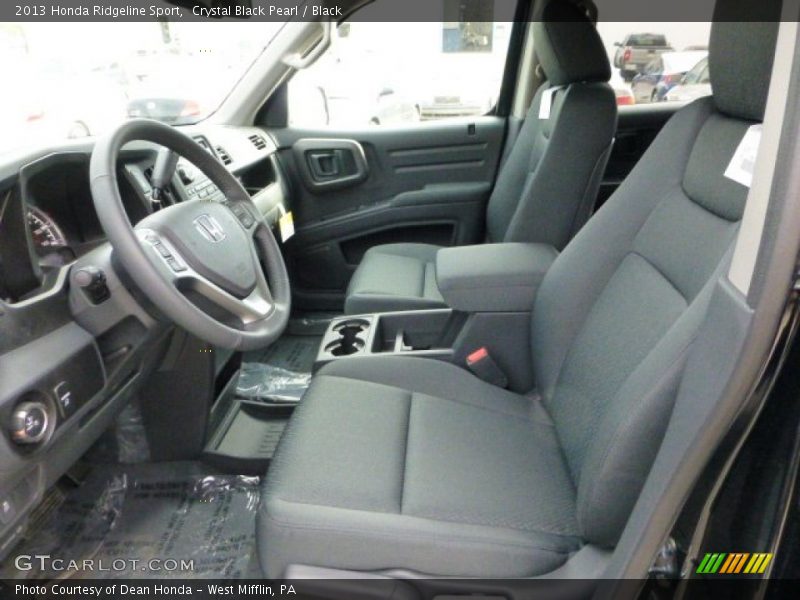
[530,13,780,547]
[485,1,617,250]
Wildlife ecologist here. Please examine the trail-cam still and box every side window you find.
[287,0,513,128]
[598,22,711,104]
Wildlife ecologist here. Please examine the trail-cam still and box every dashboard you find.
[0,125,288,552]
[0,128,285,300]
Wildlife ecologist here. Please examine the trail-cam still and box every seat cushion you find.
[344,243,446,314]
[258,357,582,578]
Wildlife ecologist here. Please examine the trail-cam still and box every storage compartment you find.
[315,309,459,370]
[204,399,293,475]
[373,311,455,352]
[239,155,277,193]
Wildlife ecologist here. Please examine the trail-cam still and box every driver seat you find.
[258,14,779,578]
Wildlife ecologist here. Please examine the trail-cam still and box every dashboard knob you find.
[73,266,110,304]
[73,266,104,288]
[9,401,49,445]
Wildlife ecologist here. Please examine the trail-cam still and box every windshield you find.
[0,22,284,155]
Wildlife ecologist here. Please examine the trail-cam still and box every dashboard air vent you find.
[248,134,267,150]
[193,136,213,153]
[215,146,232,166]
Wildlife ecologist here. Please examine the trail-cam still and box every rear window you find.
[627,33,668,47]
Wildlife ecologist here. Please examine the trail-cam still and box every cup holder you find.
[332,319,370,334]
[326,337,365,356]
[326,319,370,356]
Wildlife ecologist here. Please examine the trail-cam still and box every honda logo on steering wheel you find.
[193,214,226,243]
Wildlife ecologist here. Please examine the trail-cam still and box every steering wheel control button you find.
[167,257,187,272]
[143,233,189,272]
[73,266,110,305]
[231,204,255,228]
[9,401,50,445]
[53,381,75,418]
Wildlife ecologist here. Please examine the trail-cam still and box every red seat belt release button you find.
[466,347,509,388]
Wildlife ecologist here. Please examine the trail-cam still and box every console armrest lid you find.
[436,243,558,312]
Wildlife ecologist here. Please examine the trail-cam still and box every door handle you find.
[293,138,368,192]
[308,151,340,178]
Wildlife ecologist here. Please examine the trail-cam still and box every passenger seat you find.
[344,1,617,315]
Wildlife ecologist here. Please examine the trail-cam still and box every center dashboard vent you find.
[193,136,213,154]
[215,146,232,166]
[248,134,267,151]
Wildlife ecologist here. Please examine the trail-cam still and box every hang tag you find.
[278,210,295,242]
[724,124,762,188]
[538,87,559,120]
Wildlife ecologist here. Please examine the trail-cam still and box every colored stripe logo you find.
[696,553,773,574]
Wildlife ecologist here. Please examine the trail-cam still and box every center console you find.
[314,242,559,375]
[315,309,458,368]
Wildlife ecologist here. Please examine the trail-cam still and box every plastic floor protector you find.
[239,334,320,403]
[2,462,261,580]
[236,363,311,403]
[245,334,320,374]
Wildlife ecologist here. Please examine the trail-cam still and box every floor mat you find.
[2,462,260,580]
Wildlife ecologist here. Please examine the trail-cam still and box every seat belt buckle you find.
[466,347,509,388]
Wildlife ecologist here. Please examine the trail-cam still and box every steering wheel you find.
[89,119,290,351]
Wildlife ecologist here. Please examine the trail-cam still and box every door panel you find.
[270,116,505,310]
[597,103,683,208]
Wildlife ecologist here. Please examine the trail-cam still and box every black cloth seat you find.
[344,1,617,315]
[258,7,780,580]
[259,357,580,577]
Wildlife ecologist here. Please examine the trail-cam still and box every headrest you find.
[533,1,611,86]
[709,0,781,121]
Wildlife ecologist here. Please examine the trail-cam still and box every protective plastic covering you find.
[245,334,320,373]
[114,400,152,464]
[286,313,334,336]
[2,462,261,580]
[236,362,311,403]
[239,333,320,403]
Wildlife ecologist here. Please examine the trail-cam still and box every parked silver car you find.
[665,56,712,102]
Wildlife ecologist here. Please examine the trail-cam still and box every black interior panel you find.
[339,224,455,265]
[269,117,506,310]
